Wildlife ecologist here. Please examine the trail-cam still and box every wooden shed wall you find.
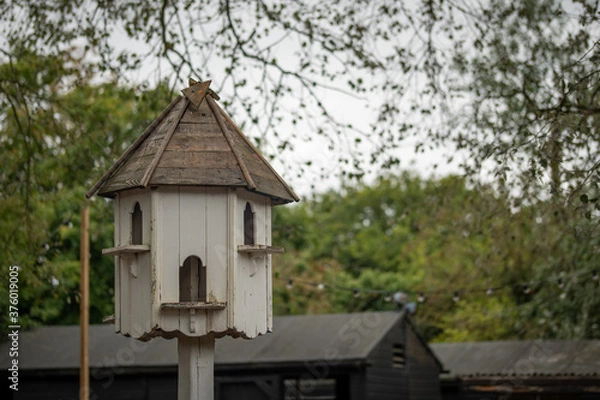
[440,378,600,400]
[365,318,408,400]
[405,323,442,400]
[2,371,177,400]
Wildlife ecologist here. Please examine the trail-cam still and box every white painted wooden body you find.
[110,187,273,340]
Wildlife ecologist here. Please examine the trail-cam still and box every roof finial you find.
[181,80,211,108]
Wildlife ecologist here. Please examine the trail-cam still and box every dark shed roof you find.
[0,312,409,372]
[431,340,600,378]
[86,80,298,205]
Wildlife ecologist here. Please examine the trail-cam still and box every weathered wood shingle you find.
[87,80,298,205]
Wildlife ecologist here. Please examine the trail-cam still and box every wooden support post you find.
[79,204,90,400]
[178,335,215,400]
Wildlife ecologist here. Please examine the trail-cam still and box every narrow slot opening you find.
[244,202,255,245]
[131,202,143,245]
[179,256,206,302]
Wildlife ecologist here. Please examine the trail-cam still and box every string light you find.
[280,268,597,308]
[559,292,567,300]
[393,291,409,305]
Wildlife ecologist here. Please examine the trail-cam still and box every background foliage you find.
[0,1,598,340]
[272,174,599,341]
[0,48,173,329]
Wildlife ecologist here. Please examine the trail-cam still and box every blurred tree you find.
[272,174,600,341]
[0,48,173,331]
[514,201,600,339]
[0,0,598,200]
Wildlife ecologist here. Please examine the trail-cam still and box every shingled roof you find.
[86,80,299,205]
[431,340,600,377]
[0,312,412,371]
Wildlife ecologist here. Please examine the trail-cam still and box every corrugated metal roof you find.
[86,80,298,205]
[0,312,404,371]
[431,340,600,377]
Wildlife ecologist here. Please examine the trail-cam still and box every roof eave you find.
[97,184,297,204]
[86,95,184,199]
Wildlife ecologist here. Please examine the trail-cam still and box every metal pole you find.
[80,204,90,400]
[178,335,215,400]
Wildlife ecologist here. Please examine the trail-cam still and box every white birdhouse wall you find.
[113,189,153,338]
[111,186,274,340]
[154,187,229,305]
[231,189,273,338]
[154,187,230,338]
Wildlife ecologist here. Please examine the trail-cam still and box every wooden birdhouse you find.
[86,80,298,342]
